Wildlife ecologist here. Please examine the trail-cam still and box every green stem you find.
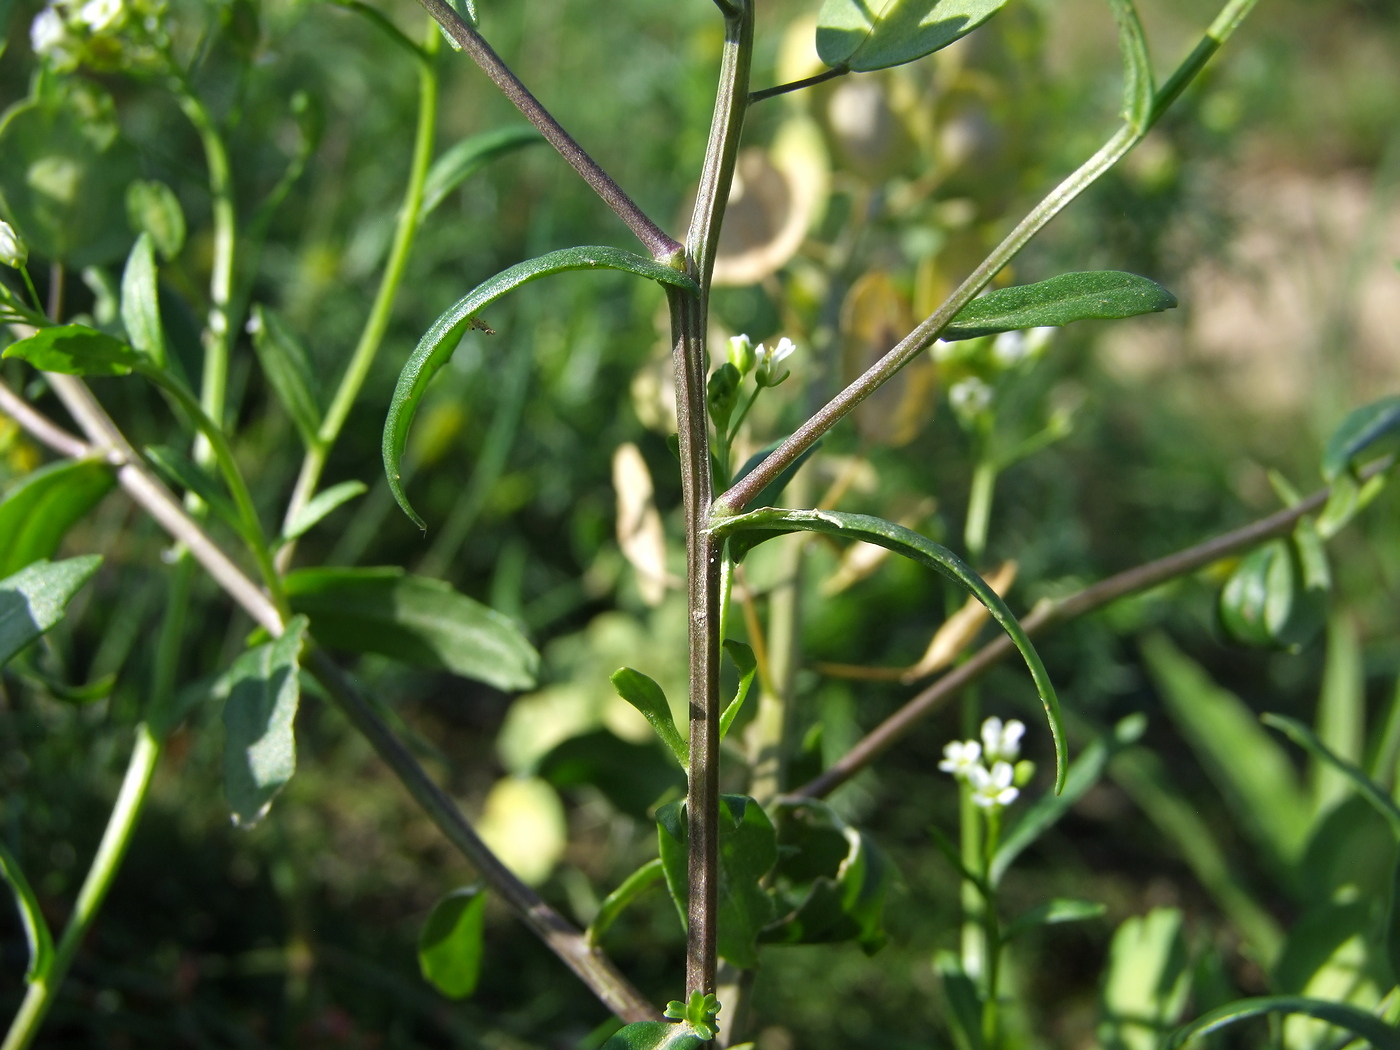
[980,810,1003,1049]
[278,26,440,573]
[964,458,997,564]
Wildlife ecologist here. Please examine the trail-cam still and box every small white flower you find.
[0,221,27,269]
[968,760,1019,810]
[1024,326,1056,357]
[981,717,1025,763]
[78,0,123,32]
[949,376,993,416]
[755,336,796,387]
[938,739,982,779]
[991,330,1029,368]
[30,7,72,56]
[727,333,755,375]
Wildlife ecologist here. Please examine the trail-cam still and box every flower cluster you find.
[939,716,1029,811]
[728,333,796,388]
[30,0,166,73]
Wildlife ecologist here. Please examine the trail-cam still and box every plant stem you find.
[748,64,848,105]
[413,0,681,261]
[279,25,441,572]
[964,458,997,564]
[677,0,753,1002]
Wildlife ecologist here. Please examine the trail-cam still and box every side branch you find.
[790,469,1377,801]
[749,65,847,105]
[0,377,660,1024]
[416,0,681,261]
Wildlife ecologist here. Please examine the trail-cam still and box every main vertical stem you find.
[678,0,752,1002]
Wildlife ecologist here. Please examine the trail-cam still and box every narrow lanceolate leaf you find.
[1261,713,1400,838]
[383,247,699,528]
[711,508,1067,791]
[120,233,168,367]
[611,668,687,767]
[1,323,139,376]
[1165,997,1400,1050]
[250,305,322,448]
[941,272,1176,342]
[1003,898,1106,941]
[282,480,368,542]
[720,640,758,739]
[600,1022,707,1050]
[420,125,543,220]
[588,858,666,946]
[1322,395,1400,481]
[1108,0,1153,133]
[219,615,309,828]
[143,445,242,539]
[418,886,487,999]
[285,567,538,691]
[0,556,102,667]
[0,458,114,577]
[125,179,186,261]
[816,0,1011,73]
[0,838,54,982]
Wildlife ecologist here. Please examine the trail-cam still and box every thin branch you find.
[0,376,660,1023]
[415,0,681,261]
[790,468,1380,801]
[748,65,848,105]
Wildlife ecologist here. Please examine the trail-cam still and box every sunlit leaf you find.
[249,305,322,449]
[611,667,687,767]
[0,839,53,983]
[816,0,1011,73]
[420,125,542,220]
[0,458,114,577]
[285,567,538,691]
[383,246,698,528]
[1165,997,1400,1050]
[720,640,757,739]
[476,776,566,886]
[600,1022,707,1050]
[2,323,138,376]
[1098,908,1191,1050]
[125,179,185,261]
[1322,395,1400,481]
[219,616,309,828]
[281,480,367,542]
[0,555,101,669]
[1003,898,1107,941]
[1261,713,1400,838]
[658,794,777,969]
[712,508,1066,791]
[418,886,486,999]
[941,272,1176,342]
[120,233,167,367]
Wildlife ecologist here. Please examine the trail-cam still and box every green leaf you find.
[720,639,757,739]
[763,799,891,953]
[664,991,722,1040]
[587,858,666,946]
[729,439,822,515]
[143,445,242,539]
[1261,713,1400,838]
[610,667,687,767]
[120,233,167,368]
[657,794,778,969]
[125,180,185,261]
[600,1022,707,1050]
[219,616,309,828]
[285,567,539,691]
[383,246,698,528]
[815,0,1011,73]
[1322,395,1400,481]
[281,480,367,542]
[418,886,487,999]
[249,305,322,448]
[0,838,54,983]
[933,950,984,1050]
[1108,0,1153,133]
[0,457,114,577]
[1218,540,1325,650]
[1098,908,1191,1050]
[2,323,138,376]
[0,83,138,267]
[711,508,1066,791]
[1003,898,1107,941]
[1142,632,1311,868]
[0,556,102,667]
[1389,853,1400,987]
[538,728,684,820]
[1312,613,1364,817]
[941,272,1176,342]
[1165,997,1400,1050]
[420,125,543,220]
[991,714,1145,884]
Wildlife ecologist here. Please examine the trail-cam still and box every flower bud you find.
[1013,759,1036,788]
[0,221,28,269]
[727,333,755,375]
[707,363,741,435]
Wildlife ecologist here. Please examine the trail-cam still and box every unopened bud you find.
[1013,759,1036,788]
[727,333,755,375]
[0,222,28,269]
[707,363,741,434]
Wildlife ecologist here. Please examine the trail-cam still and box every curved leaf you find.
[0,556,103,667]
[2,323,138,376]
[0,457,114,577]
[1108,0,1153,133]
[611,667,687,767]
[420,125,543,220]
[587,858,666,946]
[383,246,698,528]
[0,838,53,983]
[120,233,168,367]
[1165,996,1400,1050]
[1261,713,1400,838]
[815,0,1011,73]
[1003,898,1106,941]
[710,508,1066,791]
[1323,395,1400,481]
[941,272,1176,342]
[418,886,487,999]
[281,480,367,542]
